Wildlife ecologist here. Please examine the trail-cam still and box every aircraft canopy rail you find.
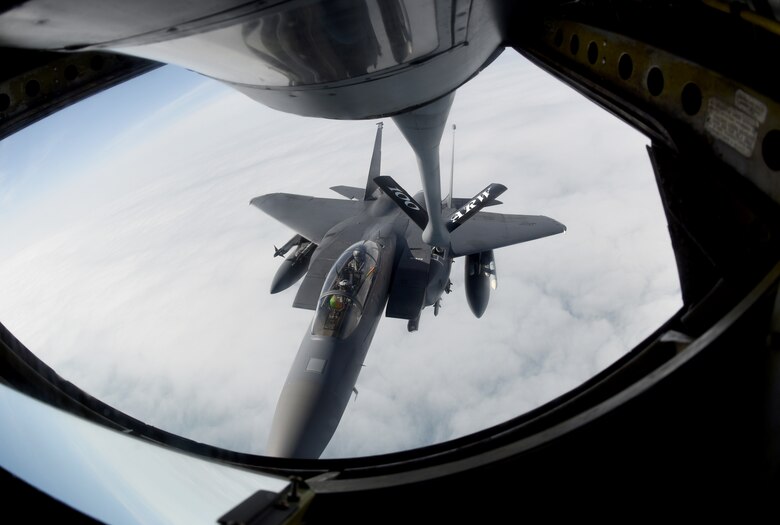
[311,241,381,339]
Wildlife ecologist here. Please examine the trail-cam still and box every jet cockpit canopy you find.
[311,241,381,339]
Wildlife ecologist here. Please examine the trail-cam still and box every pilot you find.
[349,249,365,272]
[336,250,362,289]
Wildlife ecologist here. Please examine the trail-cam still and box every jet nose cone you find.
[265,378,341,459]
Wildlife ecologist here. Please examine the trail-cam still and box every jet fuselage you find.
[266,193,415,458]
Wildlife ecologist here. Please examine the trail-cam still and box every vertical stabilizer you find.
[364,122,383,200]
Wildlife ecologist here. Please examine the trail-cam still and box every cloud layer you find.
[0,51,681,458]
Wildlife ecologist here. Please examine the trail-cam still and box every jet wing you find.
[251,193,366,244]
[449,212,566,257]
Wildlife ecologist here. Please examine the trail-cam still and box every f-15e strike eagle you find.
[252,122,566,459]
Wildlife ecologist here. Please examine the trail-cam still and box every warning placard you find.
[705,98,759,157]
[735,89,767,123]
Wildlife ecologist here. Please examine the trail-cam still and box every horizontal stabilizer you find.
[374,176,429,231]
[446,183,507,233]
[330,186,365,200]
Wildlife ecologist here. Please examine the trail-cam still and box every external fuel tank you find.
[464,250,496,318]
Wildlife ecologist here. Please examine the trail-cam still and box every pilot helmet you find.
[329,295,346,311]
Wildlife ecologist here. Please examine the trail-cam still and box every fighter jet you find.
[252,123,566,459]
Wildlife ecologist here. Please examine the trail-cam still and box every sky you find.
[0,50,682,458]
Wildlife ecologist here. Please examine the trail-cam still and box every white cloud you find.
[0,50,681,458]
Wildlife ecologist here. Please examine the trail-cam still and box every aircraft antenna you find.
[447,124,456,209]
